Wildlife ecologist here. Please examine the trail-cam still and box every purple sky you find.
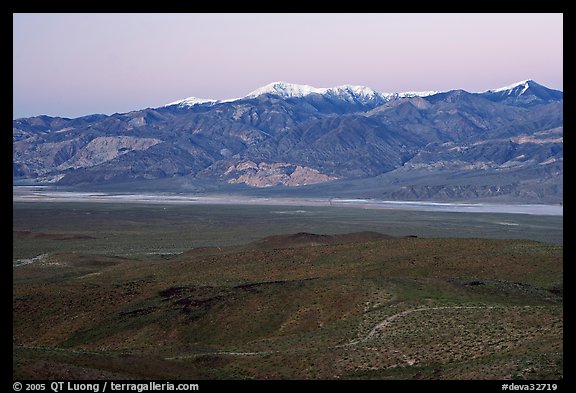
[13,13,563,119]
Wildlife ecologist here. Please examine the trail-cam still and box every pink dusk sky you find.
[13,13,563,119]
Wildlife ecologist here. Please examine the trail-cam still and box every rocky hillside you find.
[13,80,563,202]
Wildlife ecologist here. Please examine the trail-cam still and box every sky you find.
[13,13,563,119]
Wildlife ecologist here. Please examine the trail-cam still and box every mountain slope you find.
[480,80,563,107]
[13,81,563,202]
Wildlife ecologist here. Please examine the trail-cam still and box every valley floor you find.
[13,186,563,216]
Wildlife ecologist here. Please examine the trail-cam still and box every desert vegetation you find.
[13,203,562,379]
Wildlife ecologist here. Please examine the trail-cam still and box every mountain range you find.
[13,80,563,203]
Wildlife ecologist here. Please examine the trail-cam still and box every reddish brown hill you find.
[250,231,393,249]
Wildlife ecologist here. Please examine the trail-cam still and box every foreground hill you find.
[13,80,563,203]
[13,234,562,380]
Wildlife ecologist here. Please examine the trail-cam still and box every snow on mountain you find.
[479,80,562,106]
[483,80,533,95]
[249,81,399,102]
[164,80,561,109]
[397,90,440,98]
[322,85,390,104]
[166,82,394,107]
[245,81,321,99]
[244,82,441,102]
[165,96,218,108]
[163,83,452,109]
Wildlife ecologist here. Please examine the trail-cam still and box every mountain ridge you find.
[13,80,563,203]
[162,80,558,110]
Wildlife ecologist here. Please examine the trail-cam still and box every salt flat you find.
[13,186,563,216]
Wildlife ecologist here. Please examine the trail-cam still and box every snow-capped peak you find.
[326,85,379,97]
[164,82,442,109]
[397,90,440,98]
[245,81,321,99]
[246,82,394,105]
[323,85,387,103]
[163,80,554,109]
[246,83,443,101]
[165,96,218,108]
[483,80,534,95]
